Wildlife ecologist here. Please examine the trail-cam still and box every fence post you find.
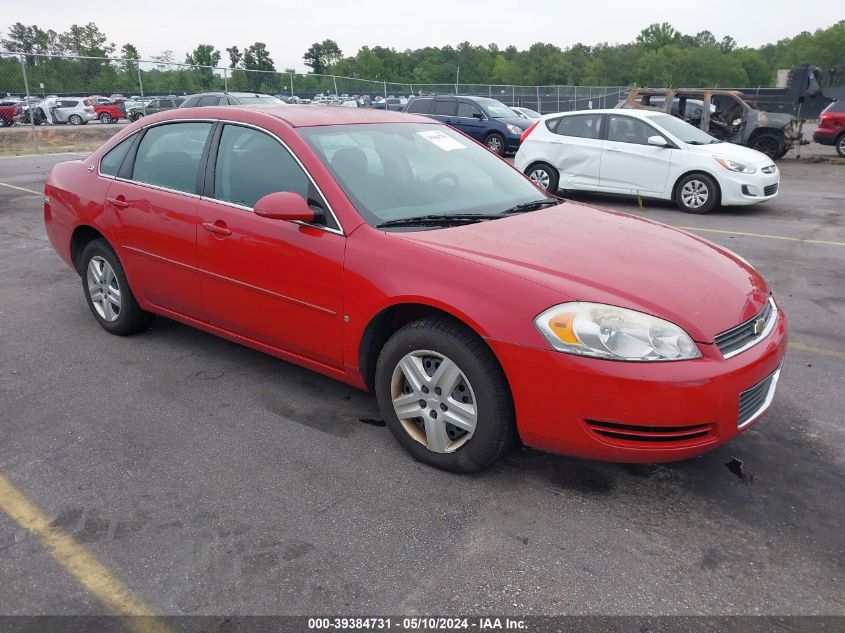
[557,85,560,112]
[383,80,387,99]
[136,61,147,115]
[536,86,540,114]
[573,85,577,111]
[290,73,294,97]
[19,54,38,154]
[332,75,338,96]
[223,67,228,92]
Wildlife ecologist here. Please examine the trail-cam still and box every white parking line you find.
[679,226,845,248]
[0,181,42,196]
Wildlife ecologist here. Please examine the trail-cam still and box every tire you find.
[80,239,154,335]
[525,162,559,193]
[484,132,506,156]
[675,173,719,214]
[0,117,7,128]
[836,132,845,158]
[749,133,783,159]
[375,317,516,473]
[68,114,83,125]
[98,112,112,124]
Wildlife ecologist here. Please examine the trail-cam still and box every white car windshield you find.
[238,96,284,105]
[478,99,518,118]
[300,123,554,227]
[647,113,720,145]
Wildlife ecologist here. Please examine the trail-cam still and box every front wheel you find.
[375,318,516,473]
[526,162,559,193]
[80,239,154,335]
[675,173,719,214]
[484,132,506,156]
[749,133,783,159]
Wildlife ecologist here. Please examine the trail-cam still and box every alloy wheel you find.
[87,256,121,322]
[390,350,478,454]
[680,179,709,210]
[487,136,503,152]
[837,136,845,157]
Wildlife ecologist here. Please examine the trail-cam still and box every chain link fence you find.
[0,51,630,154]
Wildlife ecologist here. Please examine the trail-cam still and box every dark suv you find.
[127,97,184,122]
[179,92,284,108]
[405,95,531,155]
[813,100,845,157]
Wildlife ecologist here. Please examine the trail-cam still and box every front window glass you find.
[457,102,482,118]
[647,113,719,145]
[300,123,551,228]
[132,122,212,193]
[213,124,311,209]
[607,116,658,145]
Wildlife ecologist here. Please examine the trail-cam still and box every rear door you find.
[104,121,213,320]
[195,123,345,366]
[545,113,605,188]
[600,114,672,194]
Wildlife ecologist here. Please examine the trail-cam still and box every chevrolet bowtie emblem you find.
[753,317,766,335]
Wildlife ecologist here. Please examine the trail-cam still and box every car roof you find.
[547,108,665,118]
[167,104,434,127]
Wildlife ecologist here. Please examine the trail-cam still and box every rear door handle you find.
[106,196,129,209]
[202,221,232,237]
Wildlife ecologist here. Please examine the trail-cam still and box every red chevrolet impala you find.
[44,106,787,472]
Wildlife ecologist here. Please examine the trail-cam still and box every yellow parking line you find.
[0,473,173,633]
[678,226,845,247]
[0,181,41,196]
[789,341,845,360]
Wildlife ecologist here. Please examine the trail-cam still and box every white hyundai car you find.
[514,108,779,213]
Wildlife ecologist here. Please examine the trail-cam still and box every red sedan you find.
[43,106,787,472]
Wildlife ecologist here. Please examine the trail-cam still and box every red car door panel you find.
[107,180,205,320]
[196,200,345,367]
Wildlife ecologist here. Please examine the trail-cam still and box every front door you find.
[452,101,487,141]
[195,123,345,367]
[599,114,673,194]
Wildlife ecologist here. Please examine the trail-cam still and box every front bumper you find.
[718,168,780,206]
[488,308,787,463]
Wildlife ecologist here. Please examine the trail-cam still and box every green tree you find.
[244,42,275,91]
[637,23,681,51]
[226,46,242,69]
[303,39,342,74]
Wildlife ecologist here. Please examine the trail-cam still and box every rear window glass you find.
[407,98,433,114]
[100,134,136,177]
[433,100,457,116]
[131,122,212,194]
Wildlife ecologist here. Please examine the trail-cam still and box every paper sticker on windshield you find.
[417,130,466,151]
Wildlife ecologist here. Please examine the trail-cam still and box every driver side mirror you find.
[472,112,485,120]
[647,135,669,147]
[254,191,318,223]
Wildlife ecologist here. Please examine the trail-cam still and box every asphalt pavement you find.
[0,153,843,617]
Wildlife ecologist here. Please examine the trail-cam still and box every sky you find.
[2,0,837,71]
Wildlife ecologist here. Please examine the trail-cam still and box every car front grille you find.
[585,420,713,444]
[738,366,781,428]
[714,298,776,359]
[763,183,778,195]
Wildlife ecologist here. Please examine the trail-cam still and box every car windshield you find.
[478,99,517,118]
[238,96,284,105]
[300,123,554,228]
[646,113,720,145]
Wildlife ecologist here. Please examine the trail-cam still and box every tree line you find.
[1,20,843,97]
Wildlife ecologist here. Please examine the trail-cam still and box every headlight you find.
[506,124,523,135]
[714,156,756,174]
[534,302,701,361]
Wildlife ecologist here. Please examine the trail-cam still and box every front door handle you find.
[202,221,232,237]
[106,196,129,209]
[606,146,621,152]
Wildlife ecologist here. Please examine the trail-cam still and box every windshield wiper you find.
[376,214,502,228]
[503,199,560,214]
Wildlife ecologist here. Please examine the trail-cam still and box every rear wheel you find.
[68,114,83,125]
[98,112,113,124]
[0,117,7,127]
[836,132,845,158]
[80,239,154,335]
[375,318,516,473]
[749,133,783,159]
[526,162,559,193]
[675,173,719,214]
[484,132,506,156]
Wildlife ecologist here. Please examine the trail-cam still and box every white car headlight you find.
[714,156,756,174]
[535,302,701,361]
[506,124,523,135]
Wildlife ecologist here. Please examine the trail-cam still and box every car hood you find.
[493,115,533,130]
[683,141,775,167]
[394,202,770,343]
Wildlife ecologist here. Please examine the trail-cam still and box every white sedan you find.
[514,108,779,213]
